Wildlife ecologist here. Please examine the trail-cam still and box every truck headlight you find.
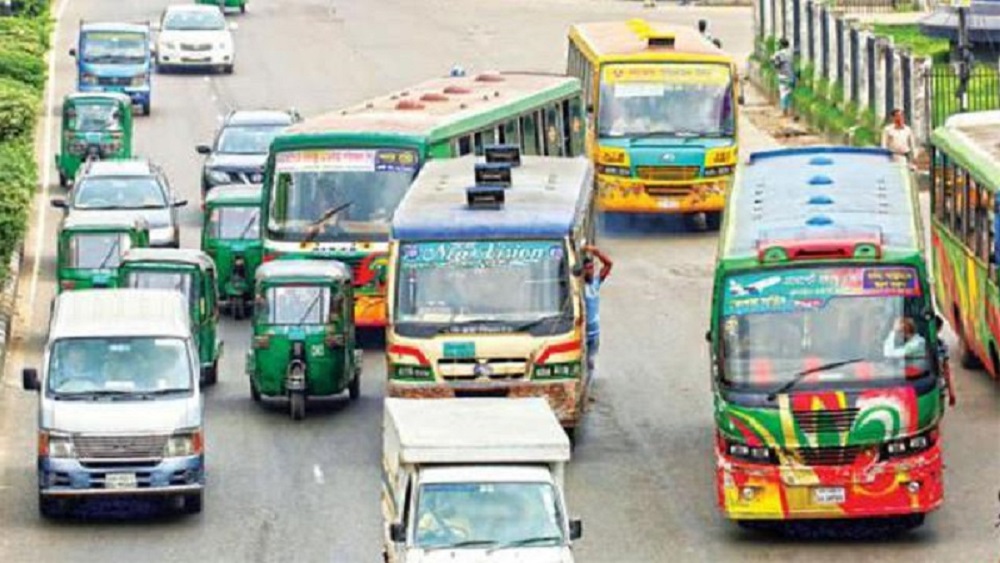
[162,42,177,51]
[131,75,146,87]
[40,432,76,458]
[164,431,202,457]
[80,73,97,85]
[206,170,231,185]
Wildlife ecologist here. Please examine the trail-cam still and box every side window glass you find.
[930,148,941,220]
[967,175,979,253]
[503,120,519,146]
[521,113,539,156]
[543,105,563,156]
[942,158,954,233]
[457,136,472,156]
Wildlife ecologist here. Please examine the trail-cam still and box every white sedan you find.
[154,4,236,74]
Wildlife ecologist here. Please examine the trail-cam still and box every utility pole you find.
[955,0,972,111]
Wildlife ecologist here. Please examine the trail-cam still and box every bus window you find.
[521,113,540,155]
[942,157,954,232]
[562,98,584,156]
[966,175,979,253]
[474,128,497,156]
[457,136,473,156]
[502,120,519,146]
[543,105,564,156]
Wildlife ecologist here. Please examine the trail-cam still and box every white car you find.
[154,4,236,73]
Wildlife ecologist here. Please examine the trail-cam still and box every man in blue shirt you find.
[581,245,613,379]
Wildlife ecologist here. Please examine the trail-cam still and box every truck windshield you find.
[125,271,198,312]
[81,31,147,65]
[267,148,419,242]
[395,240,570,326]
[48,337,193,398]
[719,266,931,388]
[598,62,735,138]
[69,233,131,269]
[414,482,565,550]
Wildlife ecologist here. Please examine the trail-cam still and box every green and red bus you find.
[929,111,1000,378]
[707,147,947,528]
[261,71,584,327]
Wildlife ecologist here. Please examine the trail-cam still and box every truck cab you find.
[71,22,153,115]
[383,398,582,562]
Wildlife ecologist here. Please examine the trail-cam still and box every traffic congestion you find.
[0,0,997,562]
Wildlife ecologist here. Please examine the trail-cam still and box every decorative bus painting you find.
[261,71,585,328]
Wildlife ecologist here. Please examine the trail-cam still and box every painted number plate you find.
[105,472,137,490]
[813,487,846,505]
[657,199,679,209]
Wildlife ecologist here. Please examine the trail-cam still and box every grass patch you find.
[874,24,950,63]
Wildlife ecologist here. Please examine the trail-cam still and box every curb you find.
[0,247,23,375]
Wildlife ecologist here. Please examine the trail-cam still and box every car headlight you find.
[880,431,935,460]
[162,42,177,50]
[80,73,97,85]
[164,431,203,457]
[41,431,76,459]
[206,169,231,185]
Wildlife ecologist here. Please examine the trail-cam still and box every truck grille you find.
[788,445,866,466]
[181,43,213,52]
[74,434,167,460]
[794,408,859,433]
[636,165,700,182]
[96,76,131,87]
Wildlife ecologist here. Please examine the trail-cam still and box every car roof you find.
[225,110,295,126]
[255,259,352,282]
[205,184,262,203]
[65,92,132,105]
[50,289,191,340]
[80,159,155,178]
[121,248,215,271]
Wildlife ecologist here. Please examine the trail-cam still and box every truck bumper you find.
[39,455,205,497]
[716,445,944,520]
[388,379,583,427]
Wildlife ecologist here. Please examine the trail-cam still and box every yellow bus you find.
[567,19,741,229]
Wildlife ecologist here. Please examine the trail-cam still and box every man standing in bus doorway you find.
[771,39,795,118]
[881,108,917,167]
[581,245,613,387]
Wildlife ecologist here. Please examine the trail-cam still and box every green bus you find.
[707,147,947,528]
[262,71,584,328]
[929,111,1000,379]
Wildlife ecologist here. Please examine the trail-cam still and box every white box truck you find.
[382,398,581,563]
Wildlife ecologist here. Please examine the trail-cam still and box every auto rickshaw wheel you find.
[182,491,203,514]
[249,377,261,402]
[141,102,150,116]
[348,371,360,400]
[240,3,246,13]
[202,360,219,386]
[289,391,306,420]
[58,171,69,188]
[233,299,248,321]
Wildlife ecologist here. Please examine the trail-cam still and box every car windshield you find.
[395,240,569,325]
[163,9,225,31]
[217,125,285,155]
[414,482,565,550]
[73,176,166,209]
[263,285,330,325]
[80,31,147,64]
[68,232,131,269]
[210,205,260,239]
[719,266,932,388]
[597,62,735,138]
[47,337,193,398]
[267,148,419,242]
[125,271,198,311]
[67,103,122,132]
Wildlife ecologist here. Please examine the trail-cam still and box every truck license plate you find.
[105,472,137,490]
[813,486,845,505]
[657,199,679,209]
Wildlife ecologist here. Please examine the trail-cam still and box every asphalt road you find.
[0,0,998,561]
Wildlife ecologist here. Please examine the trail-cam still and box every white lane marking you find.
[27,0,70,328]
[313,464,325,485]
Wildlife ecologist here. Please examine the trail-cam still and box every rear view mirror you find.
[389,522,406,543]
[50,198,67,209]
[173,199,189,208]
[569,518,583,540]
[196,144,211,155]
[22,368,39,391]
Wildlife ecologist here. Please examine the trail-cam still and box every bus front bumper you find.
[596,175,728,214]
[388,379,583,427]
[716,445,944,520]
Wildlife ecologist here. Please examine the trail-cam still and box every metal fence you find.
[930,64,1000,127]
[825,0,923,14]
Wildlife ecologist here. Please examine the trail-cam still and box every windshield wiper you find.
[72,389,137,400]
[631,129,701,140]
[513,313,570,333]
[297,291,323,325]
[238,213,259,239]
[425,539,498,552]
[302,201,353,244]
[765,358,865,401]
[97,238,121,269]
[140,388,191,397]
[436,319,511,334]
[487,535,563,553]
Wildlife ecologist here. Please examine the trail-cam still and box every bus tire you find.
[954,307,983,370]
[990,343,1000,380]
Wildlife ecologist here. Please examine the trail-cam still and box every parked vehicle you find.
[56,214,150,294]
[119,249,223,386]
[247,260,361,419]
[51,159,187,248]
[382,398,581,562]
[201,184,263,319]
[154,4,236,74]
[23,289,205,518]
[71,21,152,115]
[56,92,133,187]
[197,110,298,192]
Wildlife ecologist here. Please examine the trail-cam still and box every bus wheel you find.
[954,308,983,369]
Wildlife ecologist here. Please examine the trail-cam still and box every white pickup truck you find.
[382,398,581,563]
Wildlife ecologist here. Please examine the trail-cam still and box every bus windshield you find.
[267,148,419,242]
[719,266,931,388]
[395,240,570,326]
[81,31,147,65]
[598,62,734,138]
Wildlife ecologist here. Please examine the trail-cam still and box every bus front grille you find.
[438,358,527,380]
[636,165,700,182]
[794,408,859,433]
[787,445,867,466]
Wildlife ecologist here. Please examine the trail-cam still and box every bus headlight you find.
[393,364,433,380]
[880,431,935,460]
[80,73,98,85]
[703,165,734,178]
[724,438,776,464]
[596,165,631,177]
[533,361,581,379]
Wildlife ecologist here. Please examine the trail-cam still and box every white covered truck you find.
[382,398,581,563]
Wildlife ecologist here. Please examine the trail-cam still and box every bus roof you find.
[274,72,579,145]
[931,110,1000,189]
[721,147,921,263]
[392,155,594,240]
[569,19,731,62]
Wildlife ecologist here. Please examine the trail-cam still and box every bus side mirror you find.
[738,94,745,106]
[569,519,583,540]
[389,522,406,543]
[22,368,39,391]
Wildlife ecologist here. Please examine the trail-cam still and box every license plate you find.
[657,199,679,209]
[183,57,209,63]
[813,486,846,505]
[105,472,137,490]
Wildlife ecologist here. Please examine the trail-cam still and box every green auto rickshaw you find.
[119,248,223,386]
[56,92,133,187]
[197,0,247,13]
[56,214,150,293]
[246,259,361,420]
[201,184,263,320]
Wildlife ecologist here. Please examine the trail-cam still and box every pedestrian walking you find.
[771,39,795,118]
[881,108,916,166]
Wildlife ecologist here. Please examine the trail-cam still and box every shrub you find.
[0,15,49,53]
[0,76,39,142]
[0,139,36,277]
[0,47,45,89]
